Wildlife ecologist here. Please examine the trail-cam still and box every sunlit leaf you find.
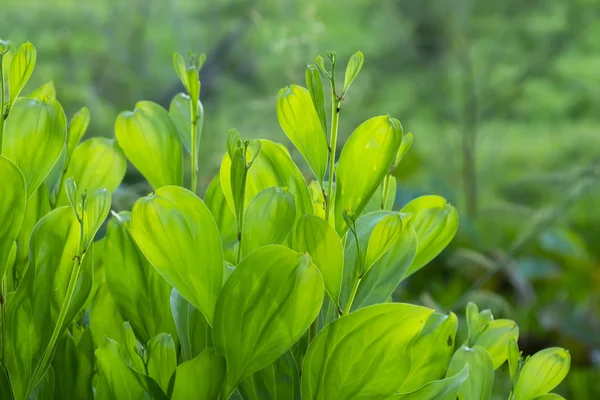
[365,213,403,272]
[171,348,225,400]
[3,96,66,198]
[0,156,26,281]
[401,195,459,274]
[242,186,296,258]
[393,365,468,400]
[342,51,364,94]
[447,345,494,400]
[8,42,36,106]
[170,289,212,362]
[334,116,402,234]
[169,93,203,155]
[513,348,570,400]
[214,245,324,398]
[205,175,238,264]
[301,303,433,400]
[305,65,327,134]
[277,84,328,183]
[115,101,183,189]
[146,334,177,394]
[130,186,223,325]
[471,319,519,370]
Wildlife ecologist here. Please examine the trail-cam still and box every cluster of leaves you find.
[0,39,571,399]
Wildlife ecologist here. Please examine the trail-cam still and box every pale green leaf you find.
[115,101,183,189]
[169,93,204,155]
[147,334,177,394]
[214,245,324,398]
[3,96,66,198]
[205,175,238,264]
[471,319,519,370]
[8,42,36,106]
[334,116,403,234]
[171,348,225,400]
[301,303,433,400]
[277,84,328,183]
[130,186,224,326]
[393,365,468,400]
[447,345,494,400]
[401,195,459,274]
[170,289,212,362]
[342,51,364,94]
[514,348,570,400]
[0,156,26,281]
[305,65,327,134]
[365,213,403,272]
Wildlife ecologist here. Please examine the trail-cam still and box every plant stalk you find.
[235,168,248,265]
[190,103,198,194]
[342,227,362,316]
[325,76,340,223]
[0,53,5,154]
[1,275,6,363]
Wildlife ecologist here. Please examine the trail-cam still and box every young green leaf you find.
[95,338,168,400]
[334,116,403,234]
[220,139,314,220]
[171,348,225,400]
[8,42,37,107]
[342,51,364,95]
[169,93,204,155]
[56,138,126,206]
[365,213,403,272]
[508,338,521,382]
[294,214,344,306]
[104,212,177,345]
[66,107,91,162]
[120,322,146,373]
[277,84,328,183]
[471,319,519,369]
[3,96,66,198]
[27,80,56,98]
[242,186,296,258]
[532,395,565,400]
[302,303,433,400]
[0,157,26,282]
[393,365,469,400]
[173,52,188,90]
[146,334,177,394]
[392,132,414,170]
[513,348,570,400]
[213,245,324,398]
[238,351,301,400]
[446,345,494,400]
[340,212,417,311]
[130,186,224,326]
[82,187,111,249]
[401,195,459,274]
[399,312,459,393]
[170,289,212,362]
[305,64,327,134]
[115,101,183,189]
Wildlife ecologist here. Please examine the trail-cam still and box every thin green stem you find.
[1,275,6,363]
[342,227,362,316]
[325,94,340,222]
[235,169,248,265]
[25,200,87,398]
[381,174,391,210]
[190,103,198,194]
[0,53,5,154]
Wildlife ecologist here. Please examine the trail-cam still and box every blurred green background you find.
[3,0,600,396]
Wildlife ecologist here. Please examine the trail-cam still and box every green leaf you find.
[447,345,494,400]
[115,101,183,189]
[0,157,26,281]
[170,289,212,362]
[238,351,301,400]
[342,51,364,94]
[392,132,414,170]
[120,322,146,373]
[147,334,177,394]
[341,212,417,311]
[220,139,313,220]
[104,212,177,345]
[532,395,565,400]
[399,312,458,393]
[393,365,469,400]
[0,364,13,400]
[471,319,519,369]
[508,338,521,382]
[130,186,224,326]
[171,348,225,400]
[400,195,459,274]
[13,183,51,282]
[5,207,92,400]
[205,175,238,264]
[52,330,94,400]
[169,93,204,155]
[227,129,243,159]
[305,65,327,134]
[277,84,328,183]
[95,338,168,400]
[8,42,36,107]
[82,187,111,249]
[365,212,403,272]
[30,367,54,400]
[56,138,126,206]
[173,52,188,90]
[242,187,296,258]
[513,348,570,400]
[294,214,343,306]
[3,96,66,198]
[214,245,324,397]
[27,81,56,98]
[89,284,126,349]
[301,303,433,400]
[66,107,91,162]
[334,116,403,234]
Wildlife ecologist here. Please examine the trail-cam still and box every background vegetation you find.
[3,0,600,396]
